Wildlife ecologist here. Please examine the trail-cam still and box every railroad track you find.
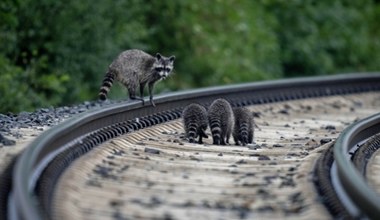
[314,111,380,219]
[3,73,380,219]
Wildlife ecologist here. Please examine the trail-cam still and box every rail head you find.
[334,112,380,219]
[12,72,380,219]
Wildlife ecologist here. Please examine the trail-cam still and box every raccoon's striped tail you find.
[99,70,115,101]
[239,123,249,145]
[187,122,197,143]
[210,119,222,145]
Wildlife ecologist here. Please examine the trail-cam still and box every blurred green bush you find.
[0,0,379,113]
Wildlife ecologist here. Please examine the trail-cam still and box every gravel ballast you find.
[0,99,125,146]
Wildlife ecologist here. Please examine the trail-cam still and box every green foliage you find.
[0,0,379,113]
[146,1,281,90]
[0,55,70,112]
[263,0,378,76]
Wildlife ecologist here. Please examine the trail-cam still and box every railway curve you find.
[334,113,380,219]
[5,73,380,219]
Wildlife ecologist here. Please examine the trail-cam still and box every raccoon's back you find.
[208,99,234,130]
[109,49,154,73]
[233,107,253,134]
[233,107,253,127]
[182,104,208,131]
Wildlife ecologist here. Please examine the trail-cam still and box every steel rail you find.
[11,73,380,220]
[334,112,380,219]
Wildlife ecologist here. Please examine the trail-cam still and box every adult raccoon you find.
[182,103,208,144]
[233,107,254,146]
[208,98,234,145]
[98,49,175,106]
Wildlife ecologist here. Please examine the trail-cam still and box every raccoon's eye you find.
[155,67,163,72]
[164,68,171,72]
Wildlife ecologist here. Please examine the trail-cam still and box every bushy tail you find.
[99,70,115,101]
[239,123,249,145]
[187,122,197,143]
[210,119,222,145]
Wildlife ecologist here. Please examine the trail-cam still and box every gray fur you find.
[233,107,254,146]
[182,103,208,144]
[99,49,175,106]
[208,98,234,145]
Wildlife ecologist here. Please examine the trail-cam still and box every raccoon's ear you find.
[155,53,162,60]
[169,56,175,62]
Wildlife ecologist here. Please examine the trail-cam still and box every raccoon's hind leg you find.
[220,127,228,145]
[248,128,254,144]
[127,83,144,103]
[234,135,240,146]
[200,129,208,138]
[197,135,203,144]
[226,131,231,144]
[198,129,208,144]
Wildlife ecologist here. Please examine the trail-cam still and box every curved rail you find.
[334,112,380,219]
[11,73,380,219]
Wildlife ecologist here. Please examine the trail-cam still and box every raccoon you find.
[98,49,175,106]
[233,107,254,146]
[182,103,208,144]
[208,98,234,145]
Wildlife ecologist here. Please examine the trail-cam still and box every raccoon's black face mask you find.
[154,53,175,79]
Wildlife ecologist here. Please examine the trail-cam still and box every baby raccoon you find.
[208,98,234,145]
[98,49,175,106]
[233,107,254,146]
[182,103,208,144]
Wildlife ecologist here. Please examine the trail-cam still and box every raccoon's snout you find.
[160,72,169,79]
